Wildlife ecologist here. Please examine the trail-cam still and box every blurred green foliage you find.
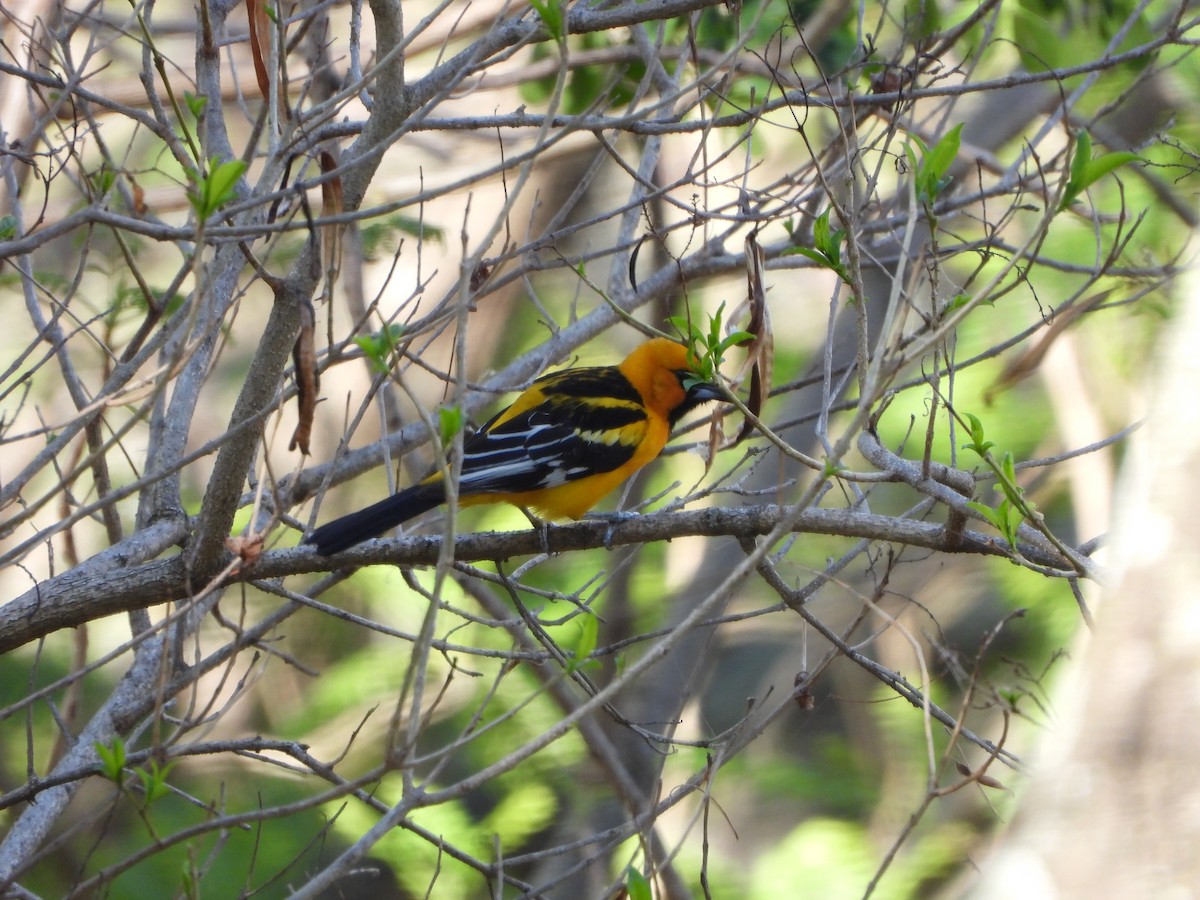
[3,0,1193,893]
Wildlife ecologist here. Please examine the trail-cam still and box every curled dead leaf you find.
[289,298,318,454]
[729,230,774,445]
[225,533,264,572]
[319,150,343,297]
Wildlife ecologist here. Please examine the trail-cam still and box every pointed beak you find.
[670,380,727,425]
[687,382,726,404]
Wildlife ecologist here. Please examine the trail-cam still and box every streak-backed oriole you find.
[305,338,724,555]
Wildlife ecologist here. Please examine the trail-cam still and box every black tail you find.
[304,483,445,555]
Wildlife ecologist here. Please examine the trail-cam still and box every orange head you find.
[618,338,724,424]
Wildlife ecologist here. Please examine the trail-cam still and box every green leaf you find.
[996,451,1027,508]
[529,0,565,44]
[204,159,246,208]
[905,0,943,37]
[353,324,404,373]
[784,208,849,283]
[812,207,846,266]
[180,860,198,900]
[183,91,207,120]
[967,500,1003,531]
[574,613,598,663]
[1084,151,1141,186]
[787,244,825,266]
[786,246,835,267]
[671,300,751,388]
[1012,0,1156,74]
[1012,4,1063,72]
[439,405,464,446]
[187,157,248,219]
[996,499,1024,549]
[813,207,832,252]
[1070,130,1092,188]
[1000,450,1018,484]
[90,165,117,196]
[95,738,127,784]
[823,458,845,478]
[667,315,702,344]
[903,134,925,176]
[716,330,754,355]
[924,124,963,185]
[0,214,16,240]
[961,413,994,456]
[625,866,653,900]
[913,123,963,205]
[360,214,443,262]
[969,495,1025,550]
[136,760,175,805]
[1058,130,1142,210]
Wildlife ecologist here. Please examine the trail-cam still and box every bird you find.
[304,337,725,555]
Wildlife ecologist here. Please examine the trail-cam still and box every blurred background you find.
[0,0,1196,896]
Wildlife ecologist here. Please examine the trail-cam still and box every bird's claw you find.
[585,509,637,549]
[519,507,552,554]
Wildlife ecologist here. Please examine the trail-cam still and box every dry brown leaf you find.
[319,150,343,299]
[245,0,287,120]
[130,175,147,215]
[703,411,725,475]
[225,533,264,572]
[730,230,774,445]
[289,298,318,454]
[975,772,1007,790]
[246,0,272,104]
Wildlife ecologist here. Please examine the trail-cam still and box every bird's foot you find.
[519,507,552,554]
[584,509,638,549]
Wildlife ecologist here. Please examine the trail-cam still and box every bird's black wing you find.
[456,370,650,495]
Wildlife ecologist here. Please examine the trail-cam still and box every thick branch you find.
[2,504,1082,654]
